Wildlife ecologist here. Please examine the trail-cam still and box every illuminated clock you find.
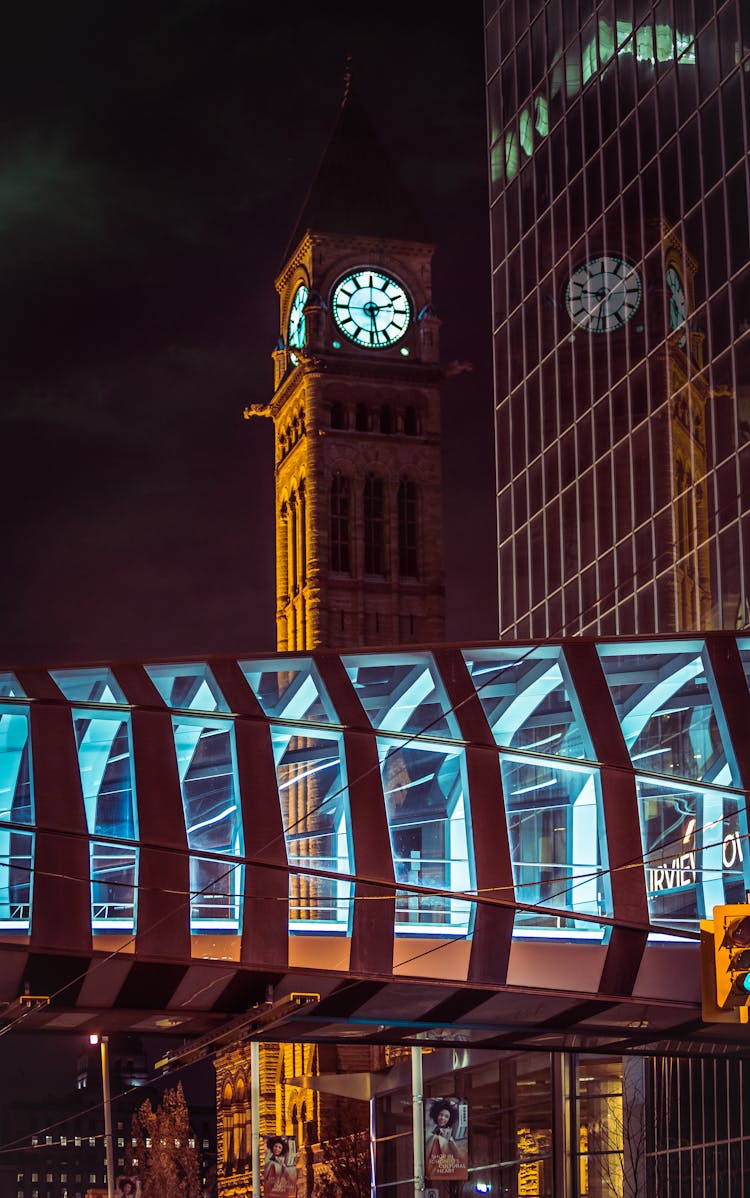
[665,265,687,330]
[288,283,309,363]
[564,256,642,333]
[332,269,410,348]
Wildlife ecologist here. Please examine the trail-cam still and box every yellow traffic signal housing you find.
[701,905,750,1023]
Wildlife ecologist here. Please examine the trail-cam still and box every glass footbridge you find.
[1,635,748,1054]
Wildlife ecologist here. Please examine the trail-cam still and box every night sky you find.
[3,1,498,667]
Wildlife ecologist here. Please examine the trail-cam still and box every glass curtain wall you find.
[486,0,750,638]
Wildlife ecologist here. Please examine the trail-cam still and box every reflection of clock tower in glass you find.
[244,92,445,651]
[486,0,750,636]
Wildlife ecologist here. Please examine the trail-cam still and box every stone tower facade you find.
[217,93,446,1196]
[245,97,445,651]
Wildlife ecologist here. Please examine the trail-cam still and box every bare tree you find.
[583,1060,647,1198]
[314,1105,371,1198]
[129,1083,202,1198]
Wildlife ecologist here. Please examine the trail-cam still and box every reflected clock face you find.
[665,266,687,330]
[332,269,410,348]
[565,256,642,333]
[288,283,309,362]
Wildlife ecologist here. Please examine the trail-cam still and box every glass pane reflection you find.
[73,711,138,933]
[240,659,335,723]
[146,663,228,713]
[270,726,353,933]
[344,654,457,738]
[463,647,588,758]
[378,738,473,934]
[637,777,746,928]
[172,719,243,933]
[0,829,32,930]
[598,644,733,785]
[502,755,609,931]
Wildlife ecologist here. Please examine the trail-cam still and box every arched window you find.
[356,403,369,431]
[380,405,393,434]
[331,400,345,429]
[364,475,386,575]
[398,478,418,578]
[289,490,298,593]
[330,475,351,573]
[299,479,307,587]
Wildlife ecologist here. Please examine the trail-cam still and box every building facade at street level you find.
[0,1037,216,1198]
[486,0,750,637]
[4,639,750,1191]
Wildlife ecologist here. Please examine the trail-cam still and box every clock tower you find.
[219,90,446,1197]
[245,93,445,651]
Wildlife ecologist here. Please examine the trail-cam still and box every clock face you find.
[332,270,410,348]
[288,284,309,362]
[665,266,687,330]
[565,256,642,333]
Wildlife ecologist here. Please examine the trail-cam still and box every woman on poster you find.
[425,1098,467,1180]
[263,1136,297,1196]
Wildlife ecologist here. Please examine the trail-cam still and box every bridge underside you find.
[1,939,744,1059]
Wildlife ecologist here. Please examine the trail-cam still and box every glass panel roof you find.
[51,667,126,705]
[462,646,587,757]
[146,663,229,713]
[0,708,33,824]
[240,658,336,723]
[343,653,458,738]
[0,674,24,698]
[597,643,732,784]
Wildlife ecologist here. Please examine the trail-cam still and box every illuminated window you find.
[330,474,351,573]
[72,710,138,934]
[364,475,386,575]
[519,107,534,156]
[0,703,34,930]
[269,724,354,933]
[171,716,243,933]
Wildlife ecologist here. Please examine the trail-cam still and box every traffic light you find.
[701,904,750,1023]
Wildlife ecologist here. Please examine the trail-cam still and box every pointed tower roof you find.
[282,91,430,263]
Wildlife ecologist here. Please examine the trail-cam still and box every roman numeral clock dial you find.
[564,255,642,334]
[332,269,410,348]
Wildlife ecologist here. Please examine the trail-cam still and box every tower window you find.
[398,477,418,578]
[364,475,386,575]
[355,403,369,431]
[330,475,351,573]
[331,400,345,429]
[380,405,393,434]
[404,406,419,436]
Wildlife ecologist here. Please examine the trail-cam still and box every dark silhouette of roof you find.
[282,92,430,264]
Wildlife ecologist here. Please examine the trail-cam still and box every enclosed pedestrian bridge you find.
[2,635,750,1055]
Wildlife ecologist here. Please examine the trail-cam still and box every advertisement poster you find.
[424,1096,468,1181]
[116,1180,141,1198]
[263,1135,298,1197]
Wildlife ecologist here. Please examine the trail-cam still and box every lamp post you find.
[90,1034,115,1198]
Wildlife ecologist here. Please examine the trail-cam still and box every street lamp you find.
[90,1034,115,1198]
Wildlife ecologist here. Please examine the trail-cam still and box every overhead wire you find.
[0,469,745,1093]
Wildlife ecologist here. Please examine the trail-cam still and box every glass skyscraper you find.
[485,0,750,636]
